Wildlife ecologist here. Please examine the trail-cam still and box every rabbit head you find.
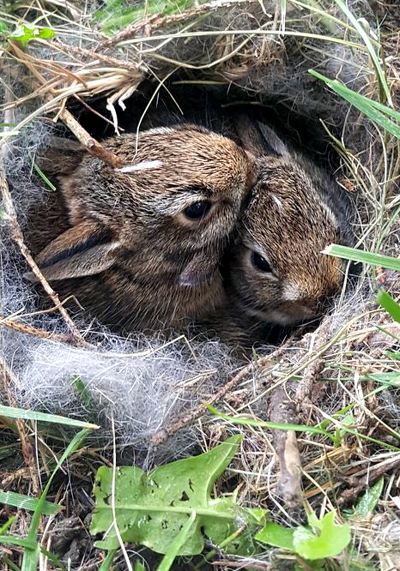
[27,124,257,330]
[227,116,355,327]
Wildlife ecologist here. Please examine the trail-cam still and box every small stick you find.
[0,316,78,344]
[150,342,292,447]
[0,76,86,345]
[337,455,400,506]
[59,108,123,169]
[210,559,269,570]
[295,319,330,405]
[151,356,266,446]
[0,168,86,345]
[269,320,330,506]
[270,387,302,507]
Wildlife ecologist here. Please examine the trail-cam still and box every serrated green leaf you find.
[293,511,351,560]
[91,435,264,556]
[156,510,196,571]
[255,522,295,550]
[354,477,384,518]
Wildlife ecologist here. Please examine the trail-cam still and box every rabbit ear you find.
[25,221,120,282]
[234,114,290,158]
[178,251,219,287]
[256,122,290,157]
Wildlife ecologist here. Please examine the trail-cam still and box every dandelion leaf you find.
[91,435,262,555]
[293,511,351,560]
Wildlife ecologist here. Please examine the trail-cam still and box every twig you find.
[270,387,302,507]
[0,71,86,345]
[150,333,302,446]
[0,316,78,344]
[59,108,123,169]
[210,559,269,570]
[295,319,330,405]
[231,335,299,410]
[337,454,400,505]
[0,357,41,496]
[151,355,268,446]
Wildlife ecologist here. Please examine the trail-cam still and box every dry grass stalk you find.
[0,315,78,344]
[0,67,87,344]
[0,356,41,496]
[8,42,126,168]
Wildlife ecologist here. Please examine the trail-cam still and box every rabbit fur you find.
[25,124,257,331]
[201,113,355,347]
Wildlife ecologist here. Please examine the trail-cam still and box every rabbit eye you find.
[183,200,212,220]
[251,251,272,273]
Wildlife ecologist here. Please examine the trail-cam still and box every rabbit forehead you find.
[135,126,245,162]
[246,172,340,239]
[242,199,339,275]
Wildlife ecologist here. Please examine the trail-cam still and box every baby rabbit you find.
[26,124,258,331]
[203,114,355,348]
[231,115,354,326]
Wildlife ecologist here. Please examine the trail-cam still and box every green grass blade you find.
[0,537,37,549]
[3,556,21,571]
[330,0,391,104]
[0,516,16,535]
[385,352,400,360]
[207,404,400,452]
[323,244,400,271]
[309,71,400,138]
[377,289,400,324]
[205,403,335,441]
[0,491,61,515]
[156,511,197,571]
[0,404,99,430]
[32,161,56,191]
[38,547,65,570]
[99,550,118,571]
[22,429,90,571]
[0,491,62,515]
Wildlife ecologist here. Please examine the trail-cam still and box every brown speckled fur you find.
[200,116,354,348]
[26,124,257,331]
